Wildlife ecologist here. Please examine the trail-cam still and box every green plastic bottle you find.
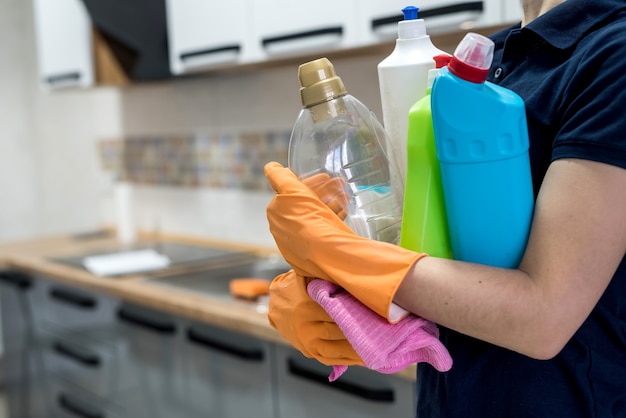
[400,54,452,258]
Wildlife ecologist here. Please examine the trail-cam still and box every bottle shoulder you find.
[378,37,446,69]
[433,70,524,110]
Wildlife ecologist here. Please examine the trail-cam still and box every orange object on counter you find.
[229,278,271,300]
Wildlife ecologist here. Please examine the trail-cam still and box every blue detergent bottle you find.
[431,32,534,268]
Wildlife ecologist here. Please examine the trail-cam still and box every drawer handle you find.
[262,26,343,48]
[287,359,394,403]
[117,307,176,335]
[53,341,101,368]
[0,270,33,291]
[371,1,484,30]
[187,328,264,362]
[50,287,97,309]
[45,71,81,85]
[180,44,241,61]
[58,393,105,418]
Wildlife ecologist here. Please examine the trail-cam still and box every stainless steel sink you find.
[142,255,291,311]
[51,241,256,276]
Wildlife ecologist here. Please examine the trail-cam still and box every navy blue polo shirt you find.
[416,1,626,416]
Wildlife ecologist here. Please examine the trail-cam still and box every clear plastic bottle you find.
[431,33,534,268]
[288,57,404,245]
[377,6,446,192]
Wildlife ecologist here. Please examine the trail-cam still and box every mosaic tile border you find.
[98,130,290,190]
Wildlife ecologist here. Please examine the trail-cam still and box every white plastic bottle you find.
[377,5,446,191]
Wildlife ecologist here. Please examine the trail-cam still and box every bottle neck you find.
[394,35,436,52]
[448,56,488,84]
[308,95,348,123]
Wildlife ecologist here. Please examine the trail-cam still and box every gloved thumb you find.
[264,162,310,195]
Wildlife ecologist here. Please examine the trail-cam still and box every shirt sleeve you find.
[551,20,626,170]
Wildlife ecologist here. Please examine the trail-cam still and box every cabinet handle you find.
[187,328,264,362]
[50,287,97,309]
[262,26,343,48]
[180,44,241,62]
[58,393,105,418]
[371,1,484,30]
[45,71,81,85]
[117,306,176,335]
[287,359,394,403]
[0,270,33,291]
[53,341,101,368]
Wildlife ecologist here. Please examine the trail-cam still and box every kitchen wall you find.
[115,54,391,248]
[0,0,458,249]
[0,0,121,243]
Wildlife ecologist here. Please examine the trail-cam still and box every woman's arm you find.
[394,158,626,359]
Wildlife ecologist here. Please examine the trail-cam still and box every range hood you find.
[81,0,171,81]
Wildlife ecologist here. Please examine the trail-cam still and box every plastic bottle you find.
[431,32,534,268]
[377,5,447,192]
[399,54,453,259]
[288,57,404,246]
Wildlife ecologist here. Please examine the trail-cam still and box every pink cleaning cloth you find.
[307,279,453,382]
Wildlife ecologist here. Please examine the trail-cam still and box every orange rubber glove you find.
[268,270,364,366]
[302,173,349,220]
[265,162,426,322]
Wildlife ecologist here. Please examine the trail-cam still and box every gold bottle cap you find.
[298,57,347,108]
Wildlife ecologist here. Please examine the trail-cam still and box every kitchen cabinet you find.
[165,0,254,74]
[115,303,186,418]
[357,0,504,44]
[0,271,47,418]
[0,268,417,417]
[182,321,276,418]
[30,0,516,85]
[502,0,523,24]
[32,0,94,90]
[275,345,416,418]
[250,0,359,60]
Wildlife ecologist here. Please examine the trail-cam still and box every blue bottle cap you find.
[402,6,419,20]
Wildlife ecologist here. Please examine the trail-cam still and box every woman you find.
[265,0,626,415]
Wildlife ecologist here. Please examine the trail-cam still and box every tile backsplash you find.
[99,130,290,190]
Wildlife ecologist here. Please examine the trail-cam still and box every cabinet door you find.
[32,0,94,90]
[30,279,119,342]
[39,328,135,401]
[0,271,49,418]
[276,345,416,418]
[251,0,358,59]
[182,322,275,418]
[115,303,185,418]
[165,0,252,74]
[358,0,504,44]
[47,379,128,418]
[502,0,523,24]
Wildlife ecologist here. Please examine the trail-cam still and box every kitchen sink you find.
[51,241,256,276]
[142,255,291,311]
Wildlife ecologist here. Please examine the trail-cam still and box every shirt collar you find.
[524,0,626,50]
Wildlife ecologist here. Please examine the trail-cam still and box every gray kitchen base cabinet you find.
[115,303,187,418]
[182,321,276,418]
[1,270,419,418]
[275,345,416,418]
[0,271,50,418]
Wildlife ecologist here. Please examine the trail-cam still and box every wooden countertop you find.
[0,230,417,380]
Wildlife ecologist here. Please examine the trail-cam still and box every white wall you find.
[116,55,389,248]
[0,0,122,243]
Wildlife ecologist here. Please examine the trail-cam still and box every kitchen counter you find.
[0,230,417,380]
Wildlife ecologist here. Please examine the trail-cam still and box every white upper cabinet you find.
[357,0,504,44]
[32,0,94,90]
[502,0,523,24]
[165,0,253,75]
[249,0,359,60]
